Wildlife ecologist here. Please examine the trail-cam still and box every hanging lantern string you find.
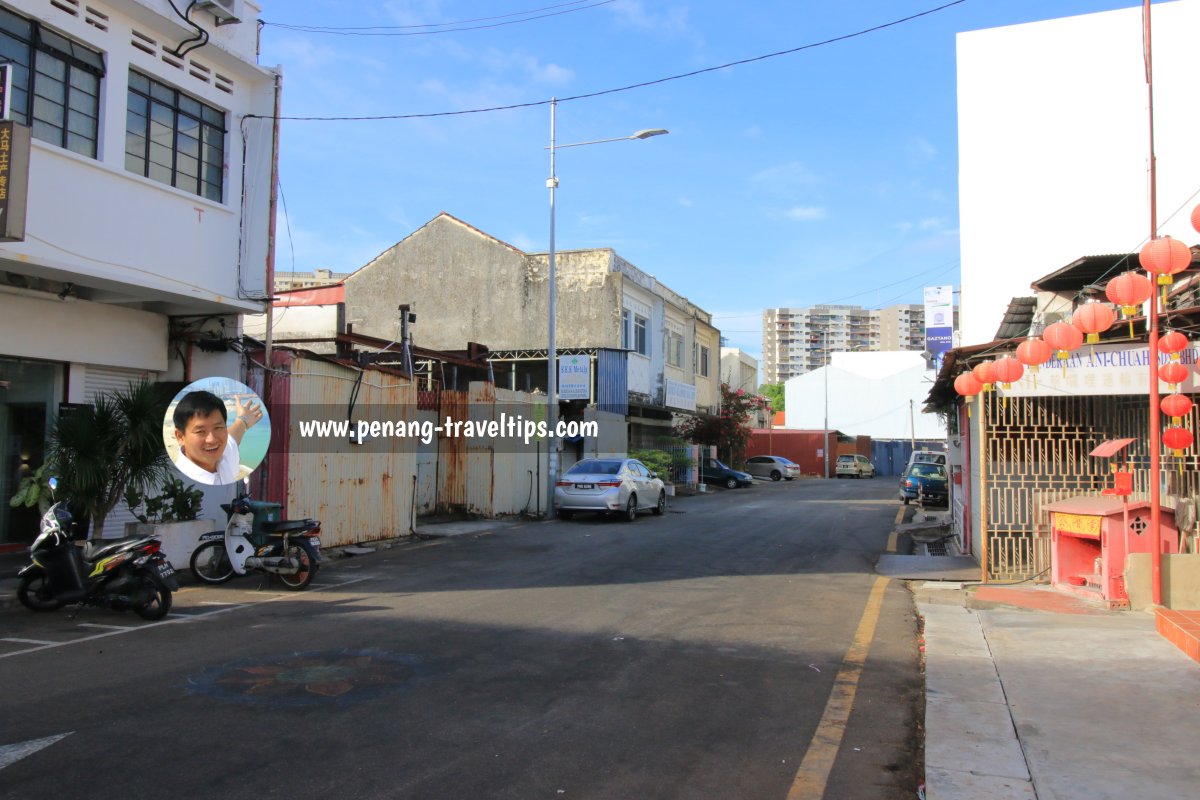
[1061,181,1200,307]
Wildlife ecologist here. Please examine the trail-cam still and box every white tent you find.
[782,352,945,440]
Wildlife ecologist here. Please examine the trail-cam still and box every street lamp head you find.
[630,128,668,140]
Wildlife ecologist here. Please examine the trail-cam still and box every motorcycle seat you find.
[260,519,317,535]
[83,536,149,561]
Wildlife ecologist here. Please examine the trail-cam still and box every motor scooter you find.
[17,479,178,620]
[189,481,322,590]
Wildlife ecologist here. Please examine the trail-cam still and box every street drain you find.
[925,540,949,557]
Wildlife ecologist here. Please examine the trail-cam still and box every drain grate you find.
[925,539,949,557]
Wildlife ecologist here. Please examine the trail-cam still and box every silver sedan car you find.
[745,455,800,481]
[554,458,666,521]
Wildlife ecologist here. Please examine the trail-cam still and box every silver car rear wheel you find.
[623,495,637,522]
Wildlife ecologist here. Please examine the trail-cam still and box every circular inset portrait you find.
[164,377,270,486]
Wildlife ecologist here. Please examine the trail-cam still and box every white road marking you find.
[0,575,375,660]
[0,733,73,770]
[77,623,133,631]
[1,637,56,646]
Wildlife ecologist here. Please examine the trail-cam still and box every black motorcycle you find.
[17,491,178,621]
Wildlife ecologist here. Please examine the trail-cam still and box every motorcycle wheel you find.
[190,541,235,584]
[133,574,172,621]
[17,569,64,612]
[276,541,317,591]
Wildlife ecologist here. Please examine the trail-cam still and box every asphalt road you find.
[0,476,921,800]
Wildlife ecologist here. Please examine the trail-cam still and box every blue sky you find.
[257,0,1140,364]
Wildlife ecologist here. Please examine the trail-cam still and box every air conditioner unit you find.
[195,0,244,25]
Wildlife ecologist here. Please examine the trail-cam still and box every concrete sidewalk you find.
[918,584,1200,799]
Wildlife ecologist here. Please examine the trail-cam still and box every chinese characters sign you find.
[1000,343,1200,397]
[0,120,30,242]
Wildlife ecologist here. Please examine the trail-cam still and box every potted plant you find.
[47,379,172,540]
[124,477,216,570]
[8,462,55,514]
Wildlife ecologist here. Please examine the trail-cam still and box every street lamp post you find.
[545,98,667,517]
[822,330,830,479]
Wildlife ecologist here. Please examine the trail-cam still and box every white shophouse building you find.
[0,0,278,542]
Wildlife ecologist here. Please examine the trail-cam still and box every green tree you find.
[758,383,785,413]
[675,383,770,465]
[49,379,171,539]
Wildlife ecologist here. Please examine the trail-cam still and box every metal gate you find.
[980,392,1197,581]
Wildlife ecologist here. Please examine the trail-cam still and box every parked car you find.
[700,457,754,489]
[835,454,876,479]
[899,463,949,505]
[745,455,800,481]
[905,450,946,470]
[554,458,666,521]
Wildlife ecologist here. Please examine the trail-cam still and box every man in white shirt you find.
[172,390,263,486]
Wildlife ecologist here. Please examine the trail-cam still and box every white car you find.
[554,458,666,521]
[835,454,876,479]
[745,455,800,481]
[905,450,946,470]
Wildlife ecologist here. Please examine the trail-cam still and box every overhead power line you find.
[263,0,615,36]
[248,1,968,123]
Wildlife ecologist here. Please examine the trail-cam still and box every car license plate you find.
[574,483,594,490]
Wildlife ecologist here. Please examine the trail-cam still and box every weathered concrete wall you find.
[528,248,623,349]
[343,214,621,351]
[1126,554,1200,611]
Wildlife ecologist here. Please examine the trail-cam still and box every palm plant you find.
[48,379,171,539]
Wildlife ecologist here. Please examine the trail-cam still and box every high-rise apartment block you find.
[762,303,936,384]
[877,304,926,351]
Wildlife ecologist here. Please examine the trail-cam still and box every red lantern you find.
[954,372,983,397]
[1139,236,1193,286]
[992,356,1024,388]
[1191,203,1200,234]
[1016,337,1052,371]
[1071,302,1115,344]
[1161,393,1193,423]
[1160,361,1190,388]
[1158,330,1189,360]
[972,361,997,388]
[1043,321,1083,359]
[1163,426,1194,456]
[1105,270,1153,315]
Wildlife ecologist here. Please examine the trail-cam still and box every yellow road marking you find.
[788,576,890,799]
[887,506,904,552]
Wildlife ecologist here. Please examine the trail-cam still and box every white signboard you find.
[665,379,697,411]
[1000,343,1200,397]
[558,354,591,400]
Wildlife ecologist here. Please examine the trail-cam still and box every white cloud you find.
[785,206,827,221]
[609,0,690,35]
[507,231,537,252]
[678,197,694,208]
[910,136,938,162]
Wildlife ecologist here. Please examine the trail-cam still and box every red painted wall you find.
[746,430,830,476]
